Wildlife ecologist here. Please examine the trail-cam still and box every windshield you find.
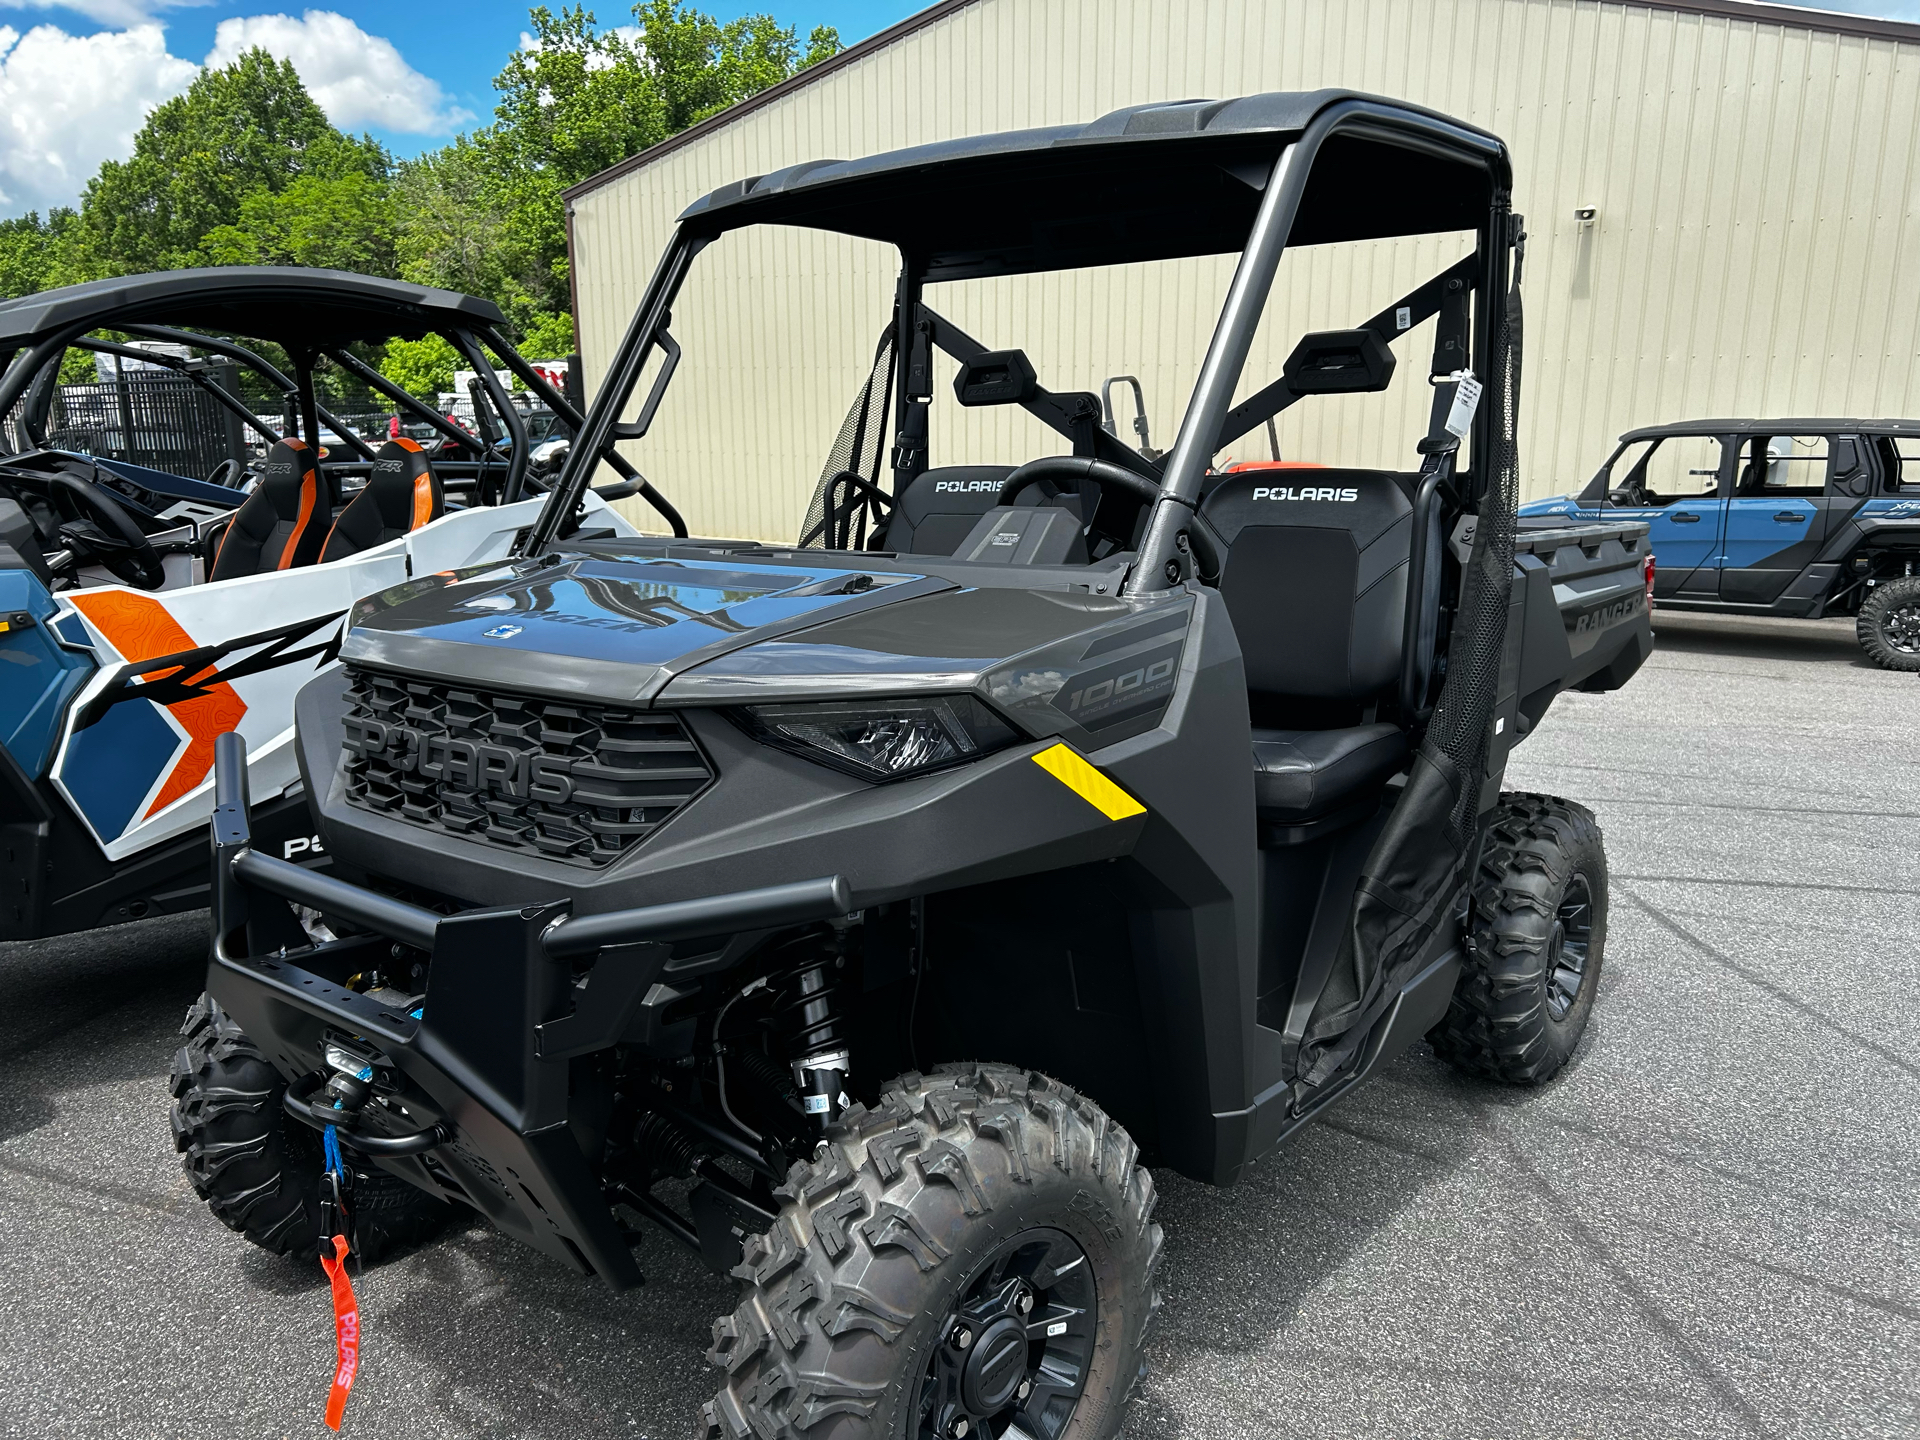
[565,224,1475,551]
[585,231,1228,544]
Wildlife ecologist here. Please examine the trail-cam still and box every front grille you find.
[340,667,713,867]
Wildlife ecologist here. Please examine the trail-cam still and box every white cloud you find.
[0,0,196,28]
[0,23,195,212]
[206,10,471,134]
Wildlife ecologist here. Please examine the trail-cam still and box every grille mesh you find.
[340,667,712,867]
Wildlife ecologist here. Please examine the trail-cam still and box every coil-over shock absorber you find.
[768,929,853,1136]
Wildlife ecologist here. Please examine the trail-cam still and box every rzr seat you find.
[1196,469,1419,828]
[321,438,444,562]
[209,438,329,581]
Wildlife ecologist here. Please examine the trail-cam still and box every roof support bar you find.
[323,345,487,453]
[1129,138,1305,596]
[472,324,685,534]
[1128,99,1507,596]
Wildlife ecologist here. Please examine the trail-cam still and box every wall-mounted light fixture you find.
[1574,205,1598,225]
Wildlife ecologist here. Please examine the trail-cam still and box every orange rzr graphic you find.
[67,601,346,824]
[67,591,248,818]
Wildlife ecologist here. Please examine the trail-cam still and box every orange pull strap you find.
[318,1234,361,1431]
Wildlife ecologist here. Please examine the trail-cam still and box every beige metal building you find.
[565,0,1920,543]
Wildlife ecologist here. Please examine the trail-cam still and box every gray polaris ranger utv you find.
[173,91,1652,1439]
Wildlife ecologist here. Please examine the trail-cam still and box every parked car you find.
[0,266,667,944]
[176,92,1652,1439]
[1521,418,1920,669]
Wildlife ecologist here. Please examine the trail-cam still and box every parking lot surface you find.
[2,610,1915,1440]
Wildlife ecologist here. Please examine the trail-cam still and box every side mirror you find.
[1283,329,1397,396]
[954,350,1038,407]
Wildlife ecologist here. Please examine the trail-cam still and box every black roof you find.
[678,90,1508,281]
[1623,418,1920,441]
[0,267,505,349]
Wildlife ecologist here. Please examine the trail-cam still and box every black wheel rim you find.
[1544,872,1594,1022]
[1885,601,1920,654]
[916,1227,1096,1440]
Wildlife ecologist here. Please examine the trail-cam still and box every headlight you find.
[735,695,1018,782]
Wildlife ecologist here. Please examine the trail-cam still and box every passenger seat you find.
[1196,469,1421,832]
[321,438,445,562]
[208,438,328,581]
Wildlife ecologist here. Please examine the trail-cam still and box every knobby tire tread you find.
[1429,792,1608,1086]
[698,1063,1163,1440]
[1856,575,1920,672]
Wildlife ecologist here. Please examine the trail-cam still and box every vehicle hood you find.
[339,553,954,705]
[337,548,1187,736]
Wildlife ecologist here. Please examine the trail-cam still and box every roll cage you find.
[0,268,593,508]
[532,89,1517,592]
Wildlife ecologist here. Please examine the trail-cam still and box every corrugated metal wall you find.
[570,0,1920,543]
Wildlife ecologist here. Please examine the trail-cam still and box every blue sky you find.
[0,0,1911,219]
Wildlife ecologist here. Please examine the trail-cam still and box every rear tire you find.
[168,992,452,1263]
[1430,794,1608,1086]
[699,1063,1163,1440]
[1857,575,1920,672]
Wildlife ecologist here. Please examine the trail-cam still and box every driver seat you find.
[209,438,328,581]
[321,438,444,562]
[882,465,1099,555]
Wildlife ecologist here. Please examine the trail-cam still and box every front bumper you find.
[205,732,849,1290]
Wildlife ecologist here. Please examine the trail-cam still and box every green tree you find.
[396,4,841,345]
[517,310,576,360]
[0,209,76,299]
[200,172,396,273]
[65,48,388,278]
[394,139,511,302]
[380,334,462,398]
[633,0,840,133]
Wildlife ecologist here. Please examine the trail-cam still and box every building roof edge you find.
[562,0,1920,206]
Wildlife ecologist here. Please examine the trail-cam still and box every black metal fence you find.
[44,366,248,477]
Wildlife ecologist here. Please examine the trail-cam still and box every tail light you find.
[1644,553,1656,602]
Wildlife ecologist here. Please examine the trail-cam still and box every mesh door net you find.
[1298,251,1524,1088]
[797,329,895,549]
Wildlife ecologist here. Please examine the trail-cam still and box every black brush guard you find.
[203,732,850,1289]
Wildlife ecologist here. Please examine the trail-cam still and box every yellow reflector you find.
[1031,743,1146,821]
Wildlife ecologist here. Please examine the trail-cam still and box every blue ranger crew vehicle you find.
[1522,418,1920,669]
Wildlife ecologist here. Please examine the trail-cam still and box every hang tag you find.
[318,1234,361,1431]
[1444,374,1483,438]
[1395,306,1411,331]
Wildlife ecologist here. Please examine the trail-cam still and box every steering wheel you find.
[48,470,167,590]
[997,455,1164,508]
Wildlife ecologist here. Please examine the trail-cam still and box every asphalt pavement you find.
[2,609,1914,1439]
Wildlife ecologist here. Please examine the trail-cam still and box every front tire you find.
[1857,575,1920,672]
[700,1063,1163,1440]
[168,993,453,1263]
[1431,794,1608,1086]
